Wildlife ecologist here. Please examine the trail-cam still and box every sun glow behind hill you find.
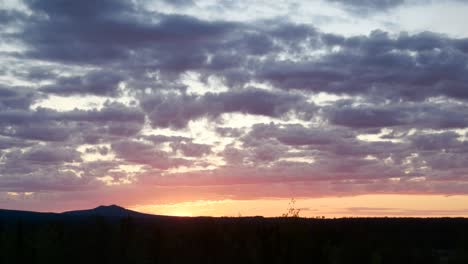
[130,195,468,218]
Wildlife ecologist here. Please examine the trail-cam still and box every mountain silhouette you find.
[62,204,145,217]
[0,204,163,222]
[0,208,58,222]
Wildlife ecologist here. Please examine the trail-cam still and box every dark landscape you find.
[2,0,468,263]
[1,205,467,264]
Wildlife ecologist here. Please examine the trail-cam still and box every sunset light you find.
[1,0,468,218]
[2,0,468,262]
[131,195,468,218]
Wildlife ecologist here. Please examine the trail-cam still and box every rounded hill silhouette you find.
[62,204,143,217]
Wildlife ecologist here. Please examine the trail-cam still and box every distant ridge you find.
[0,204,162,222]
[62,204,145,217]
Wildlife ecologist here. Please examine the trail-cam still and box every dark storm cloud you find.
[141,88,313,129]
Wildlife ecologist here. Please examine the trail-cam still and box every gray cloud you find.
[141,88,313,129]
[17,0,238,68]
[0,102,145,143]
[170,141,212,157]
[260,30,468,101]
[409,131,464,151]
[161,0,194,7]
[327,0,405,13]
[39,70,124,96]
[326,102,468,129]
[111,140,190,169]
[0,136,32,149]
[22,145,82,164]
[0,85,37,110]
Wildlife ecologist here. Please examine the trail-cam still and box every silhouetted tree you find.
[282,198,301,217]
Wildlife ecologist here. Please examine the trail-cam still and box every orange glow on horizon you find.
[130,194,468,218]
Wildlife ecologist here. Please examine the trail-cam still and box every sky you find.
[1,0,468,217]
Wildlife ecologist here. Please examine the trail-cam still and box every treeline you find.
[0,216,467,264]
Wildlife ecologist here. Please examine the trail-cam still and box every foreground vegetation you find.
[1,211,467,264]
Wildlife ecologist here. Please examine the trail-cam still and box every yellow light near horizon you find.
[130,194,468,218]
[168,209,193,217]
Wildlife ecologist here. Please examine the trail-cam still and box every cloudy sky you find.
[1,0,468,217]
